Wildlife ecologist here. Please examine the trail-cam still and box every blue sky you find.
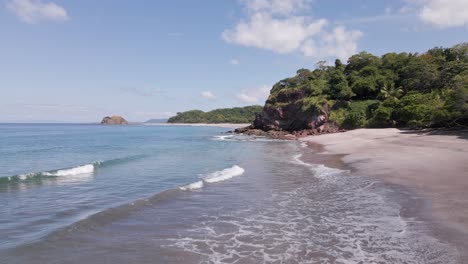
[1,0,467,122]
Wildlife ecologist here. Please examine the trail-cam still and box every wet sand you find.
[303,128,468,261]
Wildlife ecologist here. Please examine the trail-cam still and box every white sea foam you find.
[212,135,234,141]
[203,165,244,183]
[43,164,95,176]
[211,134,283,142]
[179,181,204,191]
[14,172,35,181]
[179,165,245,191]
[292,153,311,167]
[292,153,347,181]
[167,168,458,264]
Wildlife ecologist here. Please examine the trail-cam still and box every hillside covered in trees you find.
[251,43,468,133]
[167,106,263,124]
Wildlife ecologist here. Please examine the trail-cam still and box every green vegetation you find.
[167,105,263,123]
[265,43,468,129]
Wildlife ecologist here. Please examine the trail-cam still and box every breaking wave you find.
[203,165,245,183]
[179,180,204,191]
[179,165,245,191]
[0,163,99,184]
[42,164,95,177]
[0,154,147,184]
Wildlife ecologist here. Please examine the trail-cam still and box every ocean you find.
[0,124,460,263]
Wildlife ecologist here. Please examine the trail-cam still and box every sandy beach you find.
[303,128,468,259]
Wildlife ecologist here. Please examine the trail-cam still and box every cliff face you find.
[252,91,331,132]
[100,116,128,125]
[243,70,341,138]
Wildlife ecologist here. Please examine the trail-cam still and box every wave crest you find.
[179,165,245,191]
[203,165,245,183]
[0,163,100,184]
[42,164,95,177]
[179,181,204,191]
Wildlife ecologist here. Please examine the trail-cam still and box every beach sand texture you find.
[304,128,468,258]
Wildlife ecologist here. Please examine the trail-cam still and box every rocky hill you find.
[237,43,467,138]
[100,116,128,125]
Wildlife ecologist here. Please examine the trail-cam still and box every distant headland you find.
[167,105,262,124]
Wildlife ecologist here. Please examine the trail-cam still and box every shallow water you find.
[0,124,461,263]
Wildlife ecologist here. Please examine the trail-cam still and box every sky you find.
[0,0,467,122]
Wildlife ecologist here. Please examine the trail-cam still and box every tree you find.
[378,82,403,101]
[345,52,381,74]
[329,60,355,100]
[400,55,439,93]
[349,65,386,99]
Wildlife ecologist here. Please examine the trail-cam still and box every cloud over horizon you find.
[7,0,69,23]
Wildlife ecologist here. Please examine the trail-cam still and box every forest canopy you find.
[167,105,263,124]
[265,43,468,129]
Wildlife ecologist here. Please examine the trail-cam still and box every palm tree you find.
[379,82,403,100]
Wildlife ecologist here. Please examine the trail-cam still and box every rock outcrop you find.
[100,116,129,125]
[234,69,344,139]
[252,103,331,132]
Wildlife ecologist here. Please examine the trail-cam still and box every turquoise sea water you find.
[0,124,461,263]
[0,124,239,248]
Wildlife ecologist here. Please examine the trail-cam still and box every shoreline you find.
[143,123,250,129]
[302,128,468,261]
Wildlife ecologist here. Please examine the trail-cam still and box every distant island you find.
[167,105,263,124]
[101,116,128,125]
[239,43,468,137]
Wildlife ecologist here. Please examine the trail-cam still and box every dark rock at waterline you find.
[234,123,344,140]
[252,105,331,132]
[235,96,344,139]
[100,116,129,125]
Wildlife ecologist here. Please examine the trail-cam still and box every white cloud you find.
[7,0,69,23]
[223,0,362,61]
[301,26,363,62]
[201,91,216,99]
[229,59,240,65]
[417,0,468,28]
[236,85,270,103]
[223,13,327,54]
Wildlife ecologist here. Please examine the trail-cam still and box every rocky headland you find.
[235,43,467,140]
[234,69,345,140]
[234,99,344,140]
